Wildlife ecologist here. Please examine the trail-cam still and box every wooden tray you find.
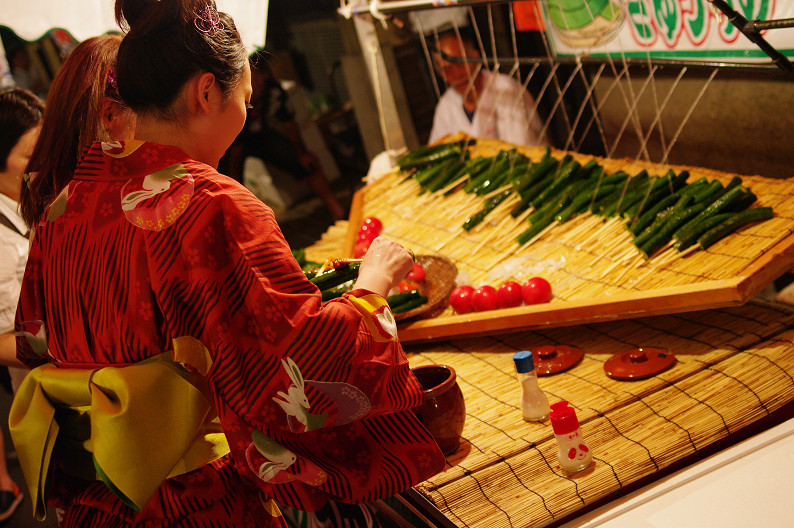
[345,137,794,344]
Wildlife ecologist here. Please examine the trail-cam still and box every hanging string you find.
[633,66,687,161]
[363,30,397,155]
[537,0,576,143]
[661,67,720,165]
[576,62,629,156]
[416,19,442,99]
[606,65,658,159]
[644,45,669,159]
[563,61,607,152]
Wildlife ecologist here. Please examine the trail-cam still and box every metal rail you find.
[432,50,785,74]
[707,0,793,71]
[360,0,794,72]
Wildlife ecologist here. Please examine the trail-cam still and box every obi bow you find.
[8,352,229,520]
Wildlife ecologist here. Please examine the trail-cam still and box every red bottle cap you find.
[549,400,579,435]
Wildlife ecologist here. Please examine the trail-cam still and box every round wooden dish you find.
[604,347,675,380]
[395,255,458,322]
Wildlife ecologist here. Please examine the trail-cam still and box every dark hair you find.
[0,88,44,172]
[21,34,124,228]
[114,0,248,119]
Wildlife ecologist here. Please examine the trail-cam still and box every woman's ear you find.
[101,97,136,140]
[194,72,217,115]
[100,97,116,133]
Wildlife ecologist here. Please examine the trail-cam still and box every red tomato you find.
[497,281,523,309]
[449,285,476,314]
[362,216,383,233]
[471,285,499,312]
[406,262,426,283]
[522,277,552,305]
[357,224,379,243]
[398,280,419,293]
[353,239,371,258]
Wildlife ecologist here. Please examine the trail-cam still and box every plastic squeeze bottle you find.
[512,351,549,421]
[549,400,592,473]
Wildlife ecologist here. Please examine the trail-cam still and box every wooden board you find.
[345,136,794,344]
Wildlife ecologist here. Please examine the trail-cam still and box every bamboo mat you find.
[344,135,794,342]
[302,219,794,527]
[406,300,794,527]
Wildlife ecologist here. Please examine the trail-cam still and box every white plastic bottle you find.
[512,351,549,421]
[549,400,593,473]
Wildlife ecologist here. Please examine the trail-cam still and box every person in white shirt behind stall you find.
[428,30,549,147]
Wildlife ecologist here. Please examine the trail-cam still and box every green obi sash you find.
[8,352,230,520]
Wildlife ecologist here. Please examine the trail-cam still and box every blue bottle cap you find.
[513,351,535,373]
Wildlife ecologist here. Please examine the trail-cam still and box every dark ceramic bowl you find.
[411,364,466,456]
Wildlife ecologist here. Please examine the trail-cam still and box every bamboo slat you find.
[338,135,794,344]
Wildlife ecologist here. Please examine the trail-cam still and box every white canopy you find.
[0,0,268,50]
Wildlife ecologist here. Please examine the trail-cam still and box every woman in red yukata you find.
[10,1,445,526]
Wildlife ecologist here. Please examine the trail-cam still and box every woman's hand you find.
[353,236,414,297]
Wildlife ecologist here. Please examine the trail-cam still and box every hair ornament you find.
[194,4,224,35]
[106,69,117,89]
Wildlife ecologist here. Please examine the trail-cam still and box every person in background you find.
[0,86,44,522]
[428,30,548,147]
[12,1,444,526]
[221,50,346,221]
[21,34,135,228]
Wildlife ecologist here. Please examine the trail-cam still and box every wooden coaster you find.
[604,347,675,380]
[533,345,584,376]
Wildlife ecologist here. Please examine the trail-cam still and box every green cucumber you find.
[531,158,582,208]
[697,207,774,249]
[387,289,422,309]
[310,262,361,291]
[398,142,464,170]
[555,182,618,223]
[678,177,708,196]
[671,185,750,248]
[419,158,465,192]
[628,193,680,235]
[632,194,694,249]
[321,281,355,301]
[462,190,512,231]
[637,203,706,257]
[513,153,557,194]
[690,180,724,204]
[391,295,429,314]
[464,154,508,193]
[430,157,486,194]
[517,194,572,245]
[414,159,454,188]
[673,212,732,251]
[396,141,463,166]
[291,248,306,266]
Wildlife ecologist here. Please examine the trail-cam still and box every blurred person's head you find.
[433,31,482,96]
[0,88,44,202]
[22,34,135,227]
[114,0,250,167]
[248,50,276,103]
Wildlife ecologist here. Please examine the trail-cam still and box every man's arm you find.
[0,331,25,368]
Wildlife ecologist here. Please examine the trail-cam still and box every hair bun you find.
[115,0,214,34]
